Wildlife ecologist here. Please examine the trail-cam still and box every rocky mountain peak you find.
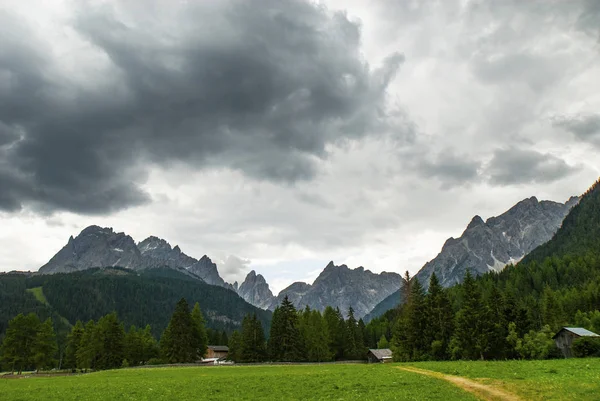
[415,195,578,289]
[137,236,172,254]
[237,270,274,310]
[39,225,143,274]
[271,262,401,318]
[466,215,485,230]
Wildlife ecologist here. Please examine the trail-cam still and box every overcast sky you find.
[1,0,599,294]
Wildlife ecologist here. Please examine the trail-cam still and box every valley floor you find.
[0,359,598,400]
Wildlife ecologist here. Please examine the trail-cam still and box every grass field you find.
[1,359,599,400]
[409,358,600,400]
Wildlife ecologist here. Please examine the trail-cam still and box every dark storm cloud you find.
[552,113,600,145]
[486,148,579,186]
[0,1,405,214]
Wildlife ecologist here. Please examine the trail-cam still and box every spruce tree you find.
[95,312,125,370]
[191,303,208,359]
[65,321,85,369]
[228,330,242,362]
[76,320,98,371]
[240,314,267,362]
[33,318,57,372]
[0,313,41,374]
[268,297,304,361]
[452,271,494,360]
[426,273,454,359]
[160,298,197,363]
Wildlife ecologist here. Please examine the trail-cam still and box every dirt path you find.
[398,366,522,401]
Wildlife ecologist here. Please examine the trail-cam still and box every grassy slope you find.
[409,359,600,401]
[0,364,477,401]
[26,287,49,305]
[25,286,71,329]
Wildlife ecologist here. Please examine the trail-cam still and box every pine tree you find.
[377,334,389,349]
[140,325,159,363]
[299,308,332,362]
[125,325,143,366]
[65,321,85,370]
[267,296,304,361]
[191,303,208,359]
[426,273,454,359]
[160,298,197,363]
[76,320,98,371]
[0,313,41,374]
[452,271,494,360]
[345,308,361,359]
[240,314,267,362]
[33,318,57,372]
[228,330,242,362]
[95,312,125,370]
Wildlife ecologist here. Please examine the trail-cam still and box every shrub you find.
[572,337,600,358]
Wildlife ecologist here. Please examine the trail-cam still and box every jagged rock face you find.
[39,227,233,290]
[137,236,232,289]
[271,262,401,319]
[237,270,275,310]
[270,282,312,310]
[187,255,232,289]
[415,196,579,288]
[38,226,143,274]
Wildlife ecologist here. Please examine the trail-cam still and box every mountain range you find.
[27,193,580,322]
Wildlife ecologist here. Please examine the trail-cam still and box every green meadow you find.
[1,359,599,400]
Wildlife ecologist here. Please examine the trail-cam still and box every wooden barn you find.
[552,327,600,358]
[206,345,229,359]
[367,348,393,363]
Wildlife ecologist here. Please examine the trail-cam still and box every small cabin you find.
[206,345,229,359]
[552,327,600,358]
[367,348,393,363]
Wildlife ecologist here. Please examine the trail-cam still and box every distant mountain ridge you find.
[38,226,232,290]
[364,195,578,321]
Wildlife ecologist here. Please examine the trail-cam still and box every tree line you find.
[227,296,369,363]
[0,298,220,373]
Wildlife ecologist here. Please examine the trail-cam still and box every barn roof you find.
[552,327,600,339]
[208,345,229,352]
[368,349,393,359]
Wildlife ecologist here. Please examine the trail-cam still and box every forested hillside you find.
[0,267,271,339]
[365,179,600,360]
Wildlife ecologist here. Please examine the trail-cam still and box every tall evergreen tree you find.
[95,312,125,370]
[65,321,85,369]
[228,330,242,362]
[426,273,454,359]
[0,313,41,374]
[452,271,494,360]
[33,318,57,372]
[240,314,267,362]
[300,308,332,362]
[191,302,208,359]
[267,296,304,361]
[76,320,98,371]
[160,298,197,363]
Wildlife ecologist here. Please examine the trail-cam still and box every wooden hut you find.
[552,327,600,358]
[367,348,393,363]
[206,345,229,359]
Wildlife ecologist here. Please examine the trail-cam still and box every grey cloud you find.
[416,151,481,189]
[0,1,406,214]
[218,255,251,282]
[552,113,600,145]
[486,148,579,186]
